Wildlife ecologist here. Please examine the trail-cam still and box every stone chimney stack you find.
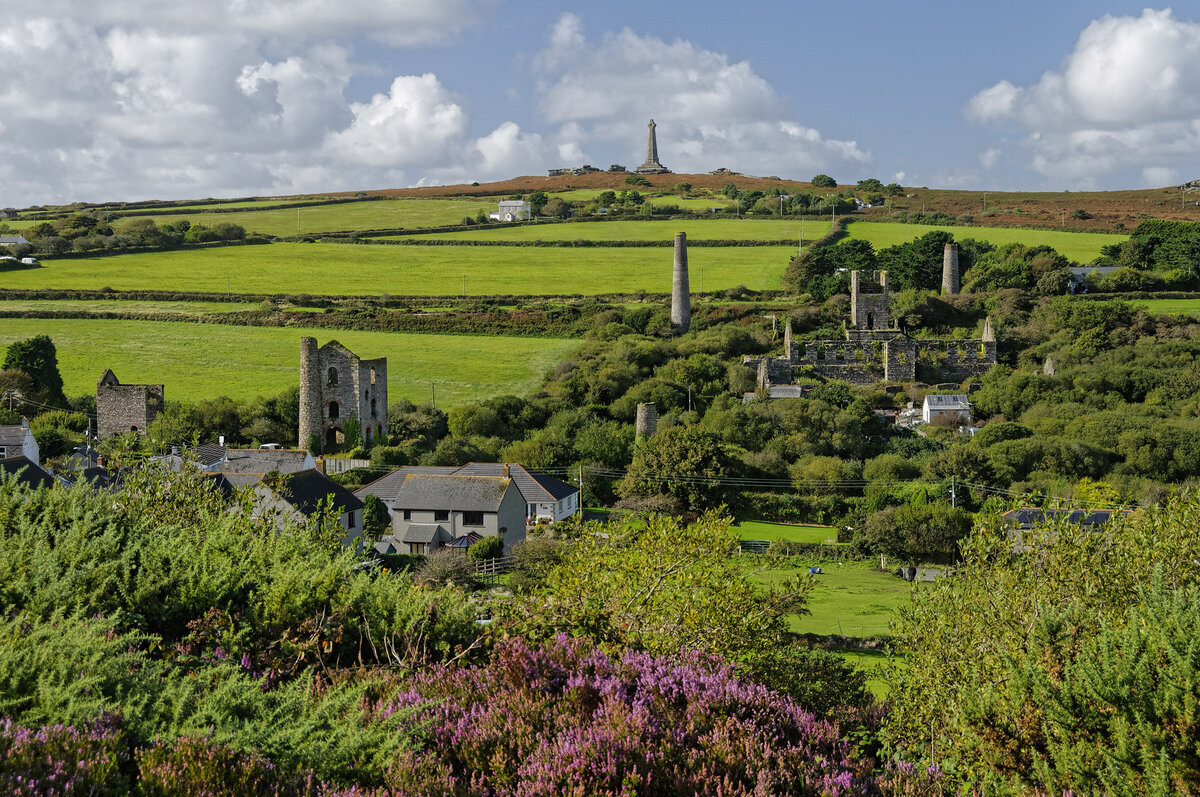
[670,232,691,334]
[782,317,793,358]
[635,403,658,440]
[942,243,960,295]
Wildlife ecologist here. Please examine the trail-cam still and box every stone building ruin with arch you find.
[299,338,387,452]
[743,269,997,391]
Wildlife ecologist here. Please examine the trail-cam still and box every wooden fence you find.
[322,457,371,474]
[473,555,518,584]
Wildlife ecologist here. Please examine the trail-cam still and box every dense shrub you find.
[384,635,878,796]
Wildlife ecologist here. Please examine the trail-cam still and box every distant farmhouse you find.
[922,394,970,424]
[96,369,164,438]
[743,251,997,393]
[0,235,29,246]
[489,200,531,222]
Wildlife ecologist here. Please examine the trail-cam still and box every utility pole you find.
[950,476,956,508]
[431,382,436,408]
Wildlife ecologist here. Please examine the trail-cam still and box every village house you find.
[489,200,531,222]
[0,456,56,490]
[922,394,970,424]
[0,419,39,464]
[369,471,526,556]
[241,469,364,550]
[356,462,580,524]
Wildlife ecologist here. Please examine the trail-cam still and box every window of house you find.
[403,509,411,521]
[434,510,449,522]
[347,510,356,527]
[410,543,426,555]
[463,511,484,526]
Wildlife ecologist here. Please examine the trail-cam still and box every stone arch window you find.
[370,397,376,417]
[866,312,874,330]
[364,426,373,446]
[370,368,376,385]
[327,367,339,387]
[328,401,340,420]
[131,426,139,432]
[325,427,340,449]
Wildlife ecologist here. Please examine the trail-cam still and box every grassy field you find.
[0,319,575,406]
[120,199,499,236]
[643,197,733,211]
[734,520,837,543]
[0,299,257,314]
[845,220,1125,263]
[1134,297,1200,316]
[10,243,797,295]
[752,561,911,638]
[388,218,828,243]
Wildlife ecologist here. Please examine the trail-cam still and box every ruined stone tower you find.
[670,232,691,334]
[942,243,960,294]
[96,370,163,439]
[635,403,658,439]
[850,270,890,330]
[635,119,670,174]
[299,338,388,452]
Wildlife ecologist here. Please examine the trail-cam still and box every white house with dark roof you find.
[0,420,38,465]
[375,472,526,556]
[922,394,970,424]
[244,469,364,550]
[488,200,531,222]
[356,462,580,525]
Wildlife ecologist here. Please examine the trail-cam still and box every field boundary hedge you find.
[338,238,800,248]
[781,216,848,292]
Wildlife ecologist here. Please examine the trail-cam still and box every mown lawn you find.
[122,198,499,236]
[0,318,575,406]
[387,218,828,243]
[751,561,911,638]
[845,220,1125,263]
[734,520,837,543]
[11,243,797,295]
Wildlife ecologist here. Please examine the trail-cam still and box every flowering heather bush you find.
[383,634,877,796]
[0,715,130,795]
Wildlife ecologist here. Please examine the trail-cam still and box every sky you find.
[2,1,1198,206]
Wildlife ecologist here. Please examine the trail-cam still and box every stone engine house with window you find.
[96,369,164,439]
[299,338,387,451]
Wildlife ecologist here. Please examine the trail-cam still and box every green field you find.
[1134,297,1200,316]
[10,243,796,295]
[0,299,256,314]
[0,319,575,406]
[643,197,733,211]
[120,199,499,236]
[734,520,837,543]
[753,562,911,637]
[845,220,1125,263]
[389,218,827,243]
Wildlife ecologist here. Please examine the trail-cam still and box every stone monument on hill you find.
[635,119,671,175]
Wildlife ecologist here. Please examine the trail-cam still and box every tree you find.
[540,197,571,218]
[617,426,737,511]
[2,335,66,409]
[466,534,502,561]
[362,494,390,540]
[811,174,836,188]
[855,178,883,192]
[624,173,651,187]
[859,502,971,572]
[525,190,548,215]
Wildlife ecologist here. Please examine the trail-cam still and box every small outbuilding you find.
[922,394,970,424]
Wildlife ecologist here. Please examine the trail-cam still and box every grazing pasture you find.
[120,198,498,236]
[733,520,837,544]
[11,242,797,295]
[0,318,575,406]
[845,220,1125,263]
[389,218,828,243]
[1133,297,1200,317]
[752,562,911,638]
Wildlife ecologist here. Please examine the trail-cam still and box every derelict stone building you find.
[96,369,164,438]
[299,338,387,451]
[743,269,997,390]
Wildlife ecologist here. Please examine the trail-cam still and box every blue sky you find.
[1,1,1196,205]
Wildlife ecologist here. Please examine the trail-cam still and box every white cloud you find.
[979,148,1002,170]
[965,8,1200,184]
[1142,166,1177,187]
[326,74,467,168]
[475,122,544,176]
[534,15,868,176]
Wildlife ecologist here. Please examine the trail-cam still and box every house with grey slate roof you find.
[0,420,39,464]
[247,469,364,550]
[922,394,970,424]
[0,456,56,489]
[374,472,525,556]
[357,462,579,525]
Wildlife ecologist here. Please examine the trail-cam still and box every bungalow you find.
[922,394,970,425]
[0,420,39,464]
[0,235,29,246]
[376,472,526,556]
